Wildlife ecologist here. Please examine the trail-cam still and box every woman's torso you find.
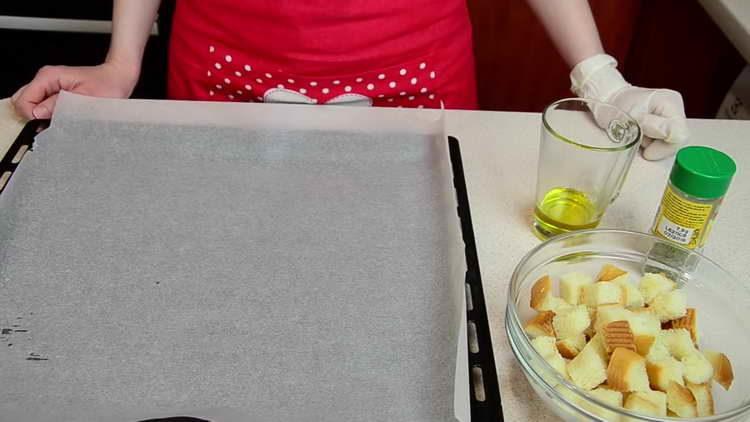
[167,0,477,109]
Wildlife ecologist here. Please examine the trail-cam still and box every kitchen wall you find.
[1,1,743,118]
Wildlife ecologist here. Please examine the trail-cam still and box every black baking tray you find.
[0,124,503,422]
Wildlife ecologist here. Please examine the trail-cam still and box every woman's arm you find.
[106,0,163,78]
[524,0,604,68]
[524,0,689,160]
[11,0,162,119]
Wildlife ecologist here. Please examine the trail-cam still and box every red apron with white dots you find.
[166,0,478,109]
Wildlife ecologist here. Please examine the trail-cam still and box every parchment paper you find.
[0,92,468,422]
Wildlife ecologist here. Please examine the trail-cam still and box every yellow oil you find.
[533,187,601,239]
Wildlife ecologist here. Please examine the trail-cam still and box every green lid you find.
[670,146,736,199]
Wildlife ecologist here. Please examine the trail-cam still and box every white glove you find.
[570,54,689,161]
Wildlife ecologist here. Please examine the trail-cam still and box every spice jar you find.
[651,146,736,251]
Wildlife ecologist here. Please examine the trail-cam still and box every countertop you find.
[1,107,748,420]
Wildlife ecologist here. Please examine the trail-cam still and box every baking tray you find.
[0,123,503,422]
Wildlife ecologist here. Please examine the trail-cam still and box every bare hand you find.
[11,61,139,120]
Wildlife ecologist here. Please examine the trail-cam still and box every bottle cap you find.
[670,146,736,199]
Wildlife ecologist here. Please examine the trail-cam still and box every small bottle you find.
[652,146,736,251]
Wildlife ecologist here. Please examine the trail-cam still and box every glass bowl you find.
[506,229,750,421]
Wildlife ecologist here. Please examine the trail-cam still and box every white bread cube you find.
[567,334,608,390]
[646,357,685,391]
[682,351,714,384]
[531,336,568,378]
[593,305,632,333]
[538,295,573,314]
[661,329,695,360]
[703,350,734,390]
[583,282,623,308]
[624,390,667,417]
[552,305,591,340]
[627,309,662,338]
[556,334,587,359]
[611,274,644,308]
[548,354,568,377]
[649,290,687,323]
[597,264,628,281]
[641,335,672,363]
[524,311,556,339]
[666,381,698,417]
[686,382,715,416]
[607,348,650,392]
[531,335,559,358]
[560,272,593,305]
[588,386,623,406]
[639,273,675,304]
[582,387,623,421]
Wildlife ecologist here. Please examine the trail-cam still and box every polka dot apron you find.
[167,0,478,109]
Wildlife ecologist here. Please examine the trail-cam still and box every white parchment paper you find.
[0,92,468,422]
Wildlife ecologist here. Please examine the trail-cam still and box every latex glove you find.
[570,54,689,161]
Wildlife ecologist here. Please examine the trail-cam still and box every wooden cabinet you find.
[467,0,744,117]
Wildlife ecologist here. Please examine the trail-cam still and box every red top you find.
[167,0,478,109]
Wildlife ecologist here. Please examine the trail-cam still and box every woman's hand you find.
[11,60,140,120]
[571,54,689,161]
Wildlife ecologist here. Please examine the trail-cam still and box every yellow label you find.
[654,185,713,249]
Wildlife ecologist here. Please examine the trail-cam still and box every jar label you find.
[654,185,713,249]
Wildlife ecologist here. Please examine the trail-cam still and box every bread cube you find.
[703,350,734,390]
[602,320,636,354]
[531,275,553,311]
[582,387,623,421]
[639,273,675,304]
[661,329,695,360]
[545,296,574,314]
[668,308,697,343]
[624,390,667,417]
[646,357,684,391]
[597,264,628,282]
[628,309,662,338]
[682,351,714,384]
[524,311,556,338]
[607,348,650,392]
[531,336,568,378]
[641,335,672,363]
[686,382,715,416]
[548,354,568,377]
[568,334,608,390]
[556,334,587,359]
[649,290,687,322]
[583,282,623,308]
[560,272,593,305]
[611,275,645,308]
[666,381,698,417]
[588,386,623,406]
[593,305,632,333]
[531,335,558,358]
[552,305,591,340]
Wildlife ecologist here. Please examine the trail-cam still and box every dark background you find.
[0,0,744,117]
